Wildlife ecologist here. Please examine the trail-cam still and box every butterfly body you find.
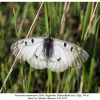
[43,36,54,60]
[11,36,89,72]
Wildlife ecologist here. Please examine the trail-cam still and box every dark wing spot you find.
[25,41,27,46]
[35,54,38,59]
[57,58,61,61]
[71,47,73,51]
[42,59,45,61]
[64,42,67,47]
[31,39,34,43]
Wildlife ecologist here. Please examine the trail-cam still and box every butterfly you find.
[11,35,89,72]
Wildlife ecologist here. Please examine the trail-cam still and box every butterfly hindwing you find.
[27,44,47,69]
[48,44,67,72]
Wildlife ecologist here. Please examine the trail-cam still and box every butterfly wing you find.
[11,37,47,69]
[48,38,89,72]
[54,39,89,65]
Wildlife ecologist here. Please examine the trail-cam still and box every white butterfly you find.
[11,35,89,72]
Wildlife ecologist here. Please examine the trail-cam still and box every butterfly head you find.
[48,34,52,38]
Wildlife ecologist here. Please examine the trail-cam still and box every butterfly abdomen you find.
[43,37,54,60]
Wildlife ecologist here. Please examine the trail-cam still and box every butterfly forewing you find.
[11,37,44,60]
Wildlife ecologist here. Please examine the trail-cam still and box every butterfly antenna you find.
[40,27,49,36]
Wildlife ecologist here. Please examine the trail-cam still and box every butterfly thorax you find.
[43,36,54,60]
